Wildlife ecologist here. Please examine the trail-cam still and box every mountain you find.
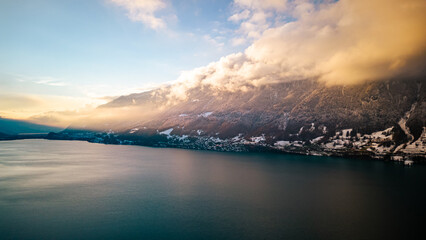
[0,117,63,135]
[0,132,10,138]
[48,78,426,162]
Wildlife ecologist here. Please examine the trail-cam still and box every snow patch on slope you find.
[250,134,266,143]
[275,141,291,147]
[159,128,174,136]
[129,128,139,134]
[198,112,213,117]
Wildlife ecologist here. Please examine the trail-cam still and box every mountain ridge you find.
[0,117,63,135]
[47,77,425,162]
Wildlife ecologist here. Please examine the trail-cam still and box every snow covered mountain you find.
[49,78,425,162]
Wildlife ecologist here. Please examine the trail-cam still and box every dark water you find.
[0,140,425,240]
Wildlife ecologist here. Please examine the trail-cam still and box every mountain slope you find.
[0,117,63,135]
[51,78,425,161]
[0,132,10,139]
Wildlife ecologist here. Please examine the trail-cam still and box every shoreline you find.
[2,134,424,165]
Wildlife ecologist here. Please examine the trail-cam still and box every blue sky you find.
[1,0,424,124]
[0,0,249,119]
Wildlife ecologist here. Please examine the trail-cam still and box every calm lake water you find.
[0,140,425,240]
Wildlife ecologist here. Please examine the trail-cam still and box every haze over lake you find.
[0,139,424,240]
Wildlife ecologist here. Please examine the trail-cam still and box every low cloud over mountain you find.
[165,0,426,101]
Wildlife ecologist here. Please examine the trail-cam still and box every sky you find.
[1,0,425,125]
[0,0,247,119]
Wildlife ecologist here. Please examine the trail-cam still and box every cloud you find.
[234,0,287,11]
[7,0,424,124]
[228,9,251,22]
[231,37,246,46]
[0,94,104,126]
[34,77,68,87]
[203,34,225,50]
[11,74,68,87]
[229,0,288,41]
[0,72,169,126]
[109,0,171,30]
[246,0,426,85]
[28,106,97,128]
[164,0,426,101]
[79,82,166,100]
[28,101,166,129]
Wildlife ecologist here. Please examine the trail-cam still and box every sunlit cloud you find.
[164,0,426,101]
[28,106,98,128]
[0,71,172,126]
[229,0,288,42]
[78,82,168,100]
[1,0,425,127]
[246,0,426,85]
[234,0,287,11]
[109,0,173,30]
[0,93,102,126]
[0,94,43,111]
[228,9,251,23]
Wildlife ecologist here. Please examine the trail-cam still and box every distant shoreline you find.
[0,134,48,141]
[2,134,424,165]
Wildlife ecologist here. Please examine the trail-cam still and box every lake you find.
[0,139,425,240]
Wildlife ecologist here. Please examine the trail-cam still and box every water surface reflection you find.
[0,140,425,240]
